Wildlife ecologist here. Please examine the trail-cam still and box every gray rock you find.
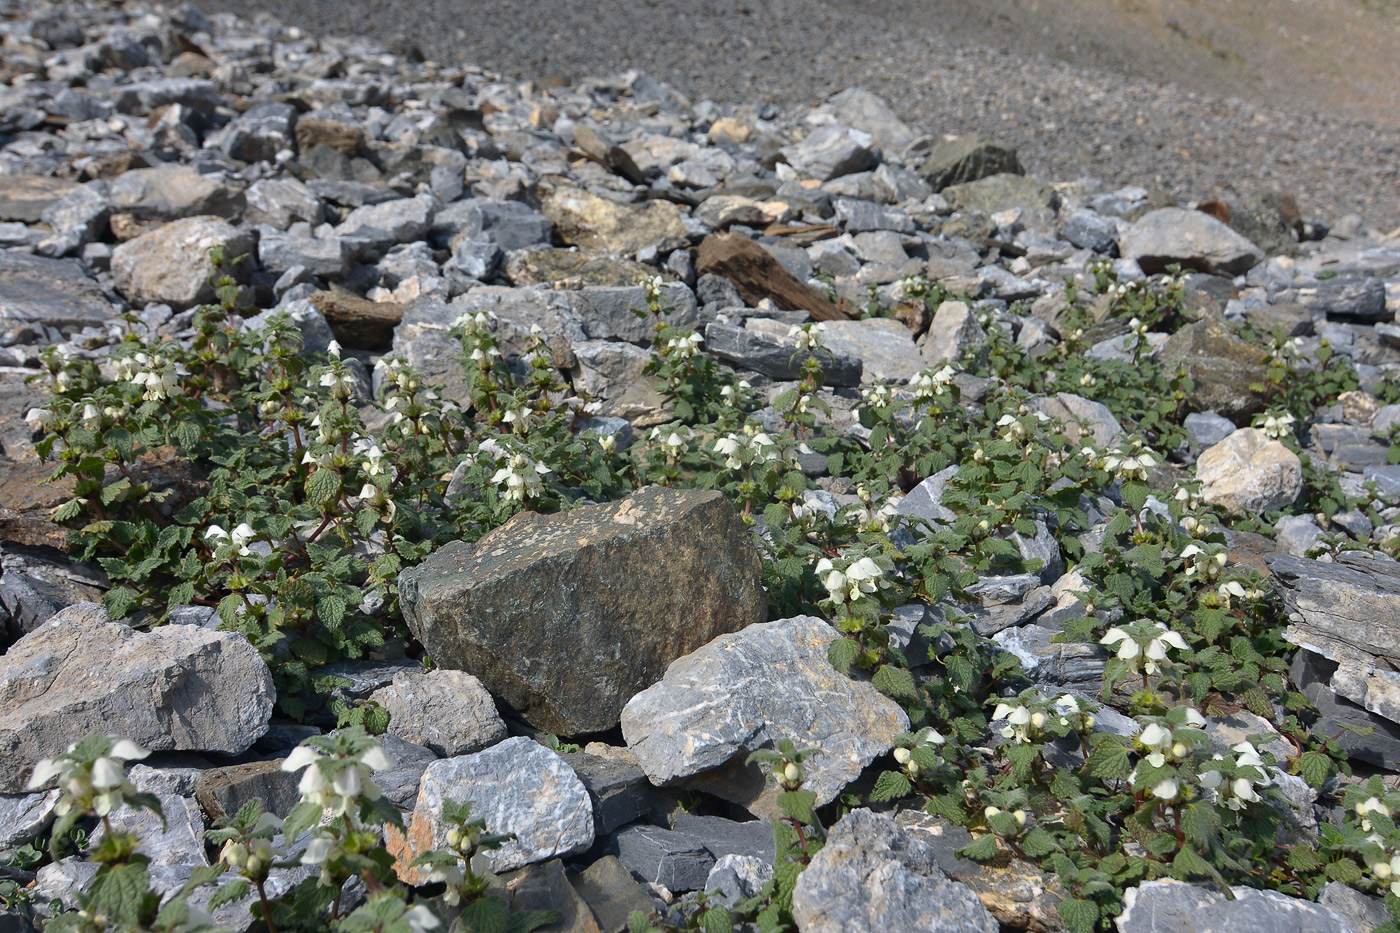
[1318,882,1390,933]
[1198,428,1303,513]
[1184,411,1237,450]
[0,790,59,850]
[257,232,352,278]
[194,760,301,822]
[1159,318,1271,423]
[943,174,1060,215]
[812,317,926,383]
[704,322,863,386]
[35,181,110,256]
[571,855,659,932]
[0,176,76,223]
[112,78,220,116]
[1363,465,1400,498]
[613,824,717,892]
[791,809,997,933]
[369,669,506,757]
[107,165,243,222]
[1293,276,1388,322]
[993,623,1107,693]
[705,854,773,909]
[447,199,552,252]
[111,216,255,309]
[0,603,273,793]
[542,186,687,256]
[920,300,986,365]
[0,251,119,332]
[1032,392,1126,448]
[621,615,909,815]
[374,734,439,809]
[1116,879,1350,932]
[391,737,594,876]
[917,136,1022,192]
[401,487,766,735]
[1291,648,1400,769]
[1121,207,1263,276]
[897,466,960,530]
[244,178,324,229]
[1275,515,1325,558]
[781,125,877,182]
[221,102,298,164]
[1061,210,1119,254]
[564,751,656,836]
[91,794,206,868]
[834,198,913,234]
[811,88,915,156]
[573,283,699,345]
[336,196,434,253]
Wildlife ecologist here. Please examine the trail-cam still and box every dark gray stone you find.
[703,322,863,386]
[1117,880,1351,932]
[222,102,298,164]
[1294,276,1388,322]
[917,136,1022,192]
[564,752,657,836]
[0,252,119,332]
[1184,411,1236,450]
[1061,210,1119,254]
[613,823,715,892]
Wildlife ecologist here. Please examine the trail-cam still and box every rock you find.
[1318,882,1390,933]
[111,216,255,309]
[244,178,324,229]
[107,165,243,222]
[572,283,699,345]
[0,176,76,223]
[705,854,772,909]
[0,790,59,850]
[1061,210,1119,254]
[36,182,111,256]
[388,737,594,878]
[620,615,909,815]
[368,669,506,757]
[308,291,402,348]
[563,751,657,836]
[1121,208,1263,276]
[336,196,434,253]
[703,322,863,386]
[1115,879,1350,933]
[0,604,273,793]
[917,136,1022,192]
[194,759,302,822]
[612,824,716,892]
[695,232,847,320]
[943,174,1060,215]
[258,233,353,279]
[1158,319,1271,423]
[221,101,297,164]
[835,198,914,234]
[810,88,915,155]
[920,300,986,365]
[1183,411,1236,450]
[1197,428,1303,513]
[504,249,656,288]
[1031,393,1125,448]
[400,487,765,735]
[1293,276,1389,322]
[1274,515,1325,558]
[495,859,604,933]
[572,123,645,185]
[1251,302,1315,338]
[113,78,220,116]
[781,125,877,182]
[0,251,119,332]
[542,187,687,255]
[788,317,924,383]
[791,809,998,933]
[571,856,658,933]
[1290,648,1400,769]
[896,466,960,530]
[91,794,206,868]
[440,199,552,252]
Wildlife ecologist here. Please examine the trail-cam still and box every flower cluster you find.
[665,331,704,360]
[787,322,828,351]
[1199,741,1271,811]
[814,554,884,607]
[281,738,393,820]
[1101,620,1190,677]
[1253,408,1297,440]
[489,447,551,503]
[29,735,150,818]
[115,351,188,402]
[1101,440,1158,482]
[207,522,256,557]
[908,364,957,402]
[1180,542,1228,581]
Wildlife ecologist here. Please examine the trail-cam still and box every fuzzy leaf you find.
[1084,736,1131,779]
[872,664,918,700]
[207,879,250,911]
[1058,898,1100,933]
[957,833,999,861]
[1020,827,1059,858]
[870,770,912,803]
[827,637,860,674]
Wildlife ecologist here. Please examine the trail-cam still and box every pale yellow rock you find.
[707,117,752,145]
[1197,427,1302,513]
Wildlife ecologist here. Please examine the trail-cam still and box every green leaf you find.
[318,594,347,628]
[104,586,138,621]
[281,800,323,844]
[777,789,817,825]
[459,895,510,933]
[1298,750,1333,788]
[957,833,1000,861]
[507,909,563,933]
[1058,898,1100,933]
[870,770,912,803]
[1326,858,1365,884]
[1020,827,1059,857]
[85,862,161,926]
[1181,802,1220,848]
[872,664,918,700]
[1170,846,1220,882]
[1084,736,1131,780]
[828,637,860,674]
[207,879,250,911]
[305,468,342,506]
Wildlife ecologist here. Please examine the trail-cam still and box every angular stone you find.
[1031,392,1125,448]
[307,291,402,349]
[221,102,297,164]
[564,751,656,836]
[621,616,909,814]
[244,178,324,229]
[0,604,273,793]
[374,734,439,809]
[1271,551,1400,670]
[496,859,604,933]
[388,737,594,878]
[542,187,686,255]
[258,233,352,279]
[0,790,59,850]
[0,252,119,332]
[943,174,1060,215]
[336,196,434,253]
[917,136,1022,192]
[896,466,959,530]
[1122,207,1263,276]
[400,487,765,735]
[571,856,658,933]
[92,795,206,868]
[572,123,645,185]
[107,165,243,223]
[1116,880,1350,933]
[791,809,998,933]
[0,176,76,223]
[504,249,656,288]
[572,284,699,345]
[36,182,111,257]
[815,317,927,383]
[613,824,716,892]
[694,233,847,321]
[1294,276,1388,322]
[920,300,986,365]
[811,87,915,155]
[1184,411,1236,450]
[1275,515,1325,558]
[1318,882,1390,933]
[781,125,877,182]
[703,323,863,387]
[195,759,302,822]
[1291,649,1400,769]
[111,216,255,309]
[1061,210,1119,254]
[1197,428,1302,513]
[369,669,506,757]
[1159,319,1270,423]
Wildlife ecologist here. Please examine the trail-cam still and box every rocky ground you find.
[198,0,1400,232]
[1,0,1400,931]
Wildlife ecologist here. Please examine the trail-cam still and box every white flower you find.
[362,445,386,476]
[1255,409,1296,440]
[404,905,441,933]
[24,407,56,430]
[1101,622,1189,676]
[490,451,550,503]
[327,339,342,359]
[787,322,827,350]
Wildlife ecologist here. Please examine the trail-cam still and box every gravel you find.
[198,0,1400,231]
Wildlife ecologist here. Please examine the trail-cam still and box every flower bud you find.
[1013,810,1028,826]
[1030,712,1047,730]
[783,762,801,784]
[893,748,912,765]
[1172,742,1188,760]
